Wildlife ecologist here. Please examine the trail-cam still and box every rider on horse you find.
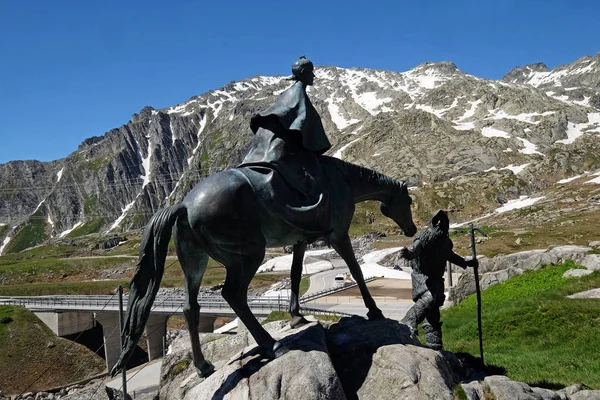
[238,56,332,233]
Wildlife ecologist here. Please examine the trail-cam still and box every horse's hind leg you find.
[289,241,310,328]
[330,233,384,320]
[221,251,288,358]
[174,220,215,377]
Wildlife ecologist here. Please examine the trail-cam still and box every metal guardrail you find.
[300,276,380,302]
[0,296,286,313]
[300,306,354,318]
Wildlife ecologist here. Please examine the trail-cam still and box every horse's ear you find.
[398,181,409,197]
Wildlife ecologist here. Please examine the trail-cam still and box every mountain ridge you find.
[1,53,599,254]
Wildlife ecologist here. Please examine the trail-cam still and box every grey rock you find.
[588,241,600,248]
[461,381,485,400]
[563,269,594,278]
[182,322,345,400]
[567,288,600,299]
[559,383,584,396]
[570,390,600,400]
[531,387,567,400]
[483,375,542,399]
[326,316,457,400]
[580,254,600,271]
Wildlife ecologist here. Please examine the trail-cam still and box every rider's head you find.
[430,209,450,234]
[292,56,315,86]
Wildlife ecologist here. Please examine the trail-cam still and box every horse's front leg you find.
[330,233,384,320]
[289,241,309,328]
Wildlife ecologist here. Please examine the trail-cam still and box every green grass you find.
[440,261,600,389]
[0,255,133,284]
[67,218,105,237]
[300,276,310,297]
[0,281,132,296]
[349,201,398,237]
[0,306,105,395]
[167,358,192,381]
[262,311,342,324]
[4,209,48,253]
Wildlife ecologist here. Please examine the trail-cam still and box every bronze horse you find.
[110,156,416,377]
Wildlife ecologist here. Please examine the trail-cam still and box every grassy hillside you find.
[0,306,106,395]
[439,262,600,389]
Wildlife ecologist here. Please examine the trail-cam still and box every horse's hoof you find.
[367,309,385,320]
[196,360,215,378]
[289,315,309,328]
[265,341,289,359]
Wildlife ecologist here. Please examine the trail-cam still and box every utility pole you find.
[446,261,453,287]
[118,285,128,398]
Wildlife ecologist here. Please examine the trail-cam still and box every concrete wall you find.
[34,311,95,336]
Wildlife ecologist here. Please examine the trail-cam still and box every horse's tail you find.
[109,204,187,377]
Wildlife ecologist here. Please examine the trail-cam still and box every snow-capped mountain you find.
[1,52,600,253]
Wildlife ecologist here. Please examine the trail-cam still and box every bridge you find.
[0,294,303,371]
[0,287,360,371]
[0,274,380,372]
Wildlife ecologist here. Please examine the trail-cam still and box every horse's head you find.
[380,181,417,237]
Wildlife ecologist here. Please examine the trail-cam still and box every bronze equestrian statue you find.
[400,210,477,350]
[110,57,417,378]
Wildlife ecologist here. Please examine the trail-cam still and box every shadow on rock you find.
[326,316,418,399]
[185,321,344,400]
[453,352,507,377]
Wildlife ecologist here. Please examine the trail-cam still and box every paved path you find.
[304,259,347,296]
[106,359,162,396]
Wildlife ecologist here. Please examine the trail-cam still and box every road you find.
[304,259,348,296]
[106,359,162,396]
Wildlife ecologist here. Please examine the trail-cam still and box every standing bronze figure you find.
[400,210,477,350]
[110,57,417,378]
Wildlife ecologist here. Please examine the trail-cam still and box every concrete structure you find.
[33,311,95,336]
[145,314,168,361]
[95,312,122,371]
[1,295,283,371]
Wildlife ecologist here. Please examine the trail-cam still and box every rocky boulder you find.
[156,316,600,400]
[159,317,455,400]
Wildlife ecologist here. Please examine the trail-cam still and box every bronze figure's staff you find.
[469,223,487,365]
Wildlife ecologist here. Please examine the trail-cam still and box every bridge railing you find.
[300,275,380,302]
[0,297,288,313]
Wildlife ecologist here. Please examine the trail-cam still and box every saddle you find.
[235,161,331,236]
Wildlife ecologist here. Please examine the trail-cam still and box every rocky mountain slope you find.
[1,52,600,254]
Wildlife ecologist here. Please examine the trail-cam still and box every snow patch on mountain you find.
[326,96,360,129]
[0,236,11,255]
[188,114,208,166]
[107,198,137,232]
[496,196,545,213]
[556,113,600,145]
[517,137,543,155]
[140,138,153,188]
[482,127,511,138]
[356,92,393,115]
[488,109,555,125]
[557,175,584,184]
[333,137,362,159]
[170,121,177,144]
[60,221,84,238]
[503,163,530,174]
[56,167,64,182]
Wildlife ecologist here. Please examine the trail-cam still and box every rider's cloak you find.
[250,81,332,154]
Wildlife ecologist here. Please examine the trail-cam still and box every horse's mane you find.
[321,155,403,189]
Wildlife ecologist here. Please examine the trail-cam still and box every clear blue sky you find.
[1,0,598,163]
